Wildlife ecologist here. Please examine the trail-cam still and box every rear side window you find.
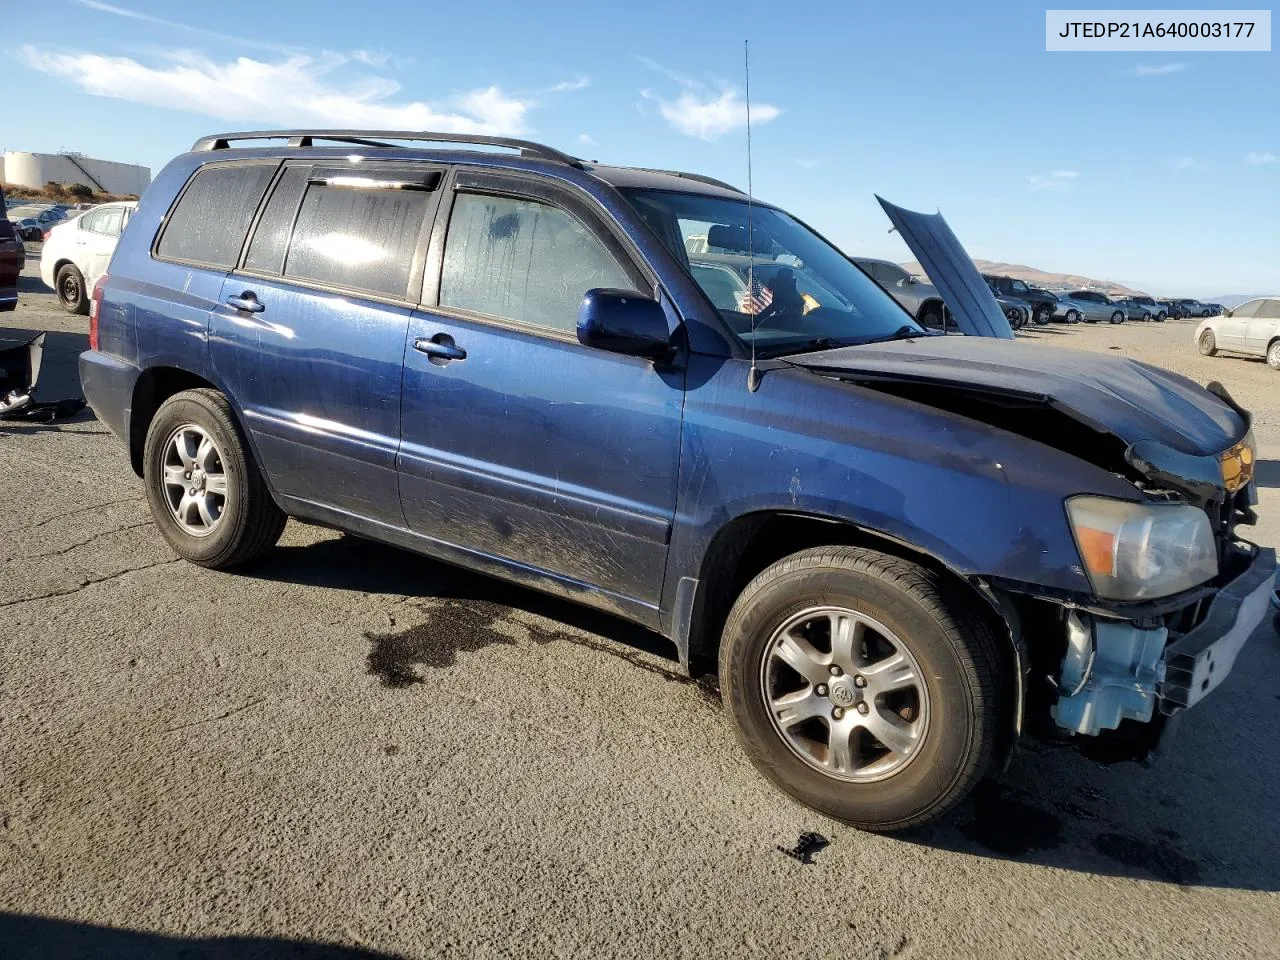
[1254,300,1280,319]
[439,193,632,333]
[80,206,124,237]
[281,177,434,299]
[156,163,276,268]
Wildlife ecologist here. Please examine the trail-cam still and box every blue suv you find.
[81,130,1274,831]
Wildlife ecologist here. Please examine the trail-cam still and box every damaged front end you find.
[787,342,1275,762]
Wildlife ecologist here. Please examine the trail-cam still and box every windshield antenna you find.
[744,39,762,393]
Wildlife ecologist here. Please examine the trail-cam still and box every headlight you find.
[1219,430,1255,493]
[1065,496,1218,600]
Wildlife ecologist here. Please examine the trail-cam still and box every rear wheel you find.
[719,546,1006,831]
[1066,309,1080,324]
[917,302,945,331]
[1267,340,1280,370]
[1198,330,1218,356]
[143,388,286,568]
[1033,305,1051,325]
[56,263,88,315]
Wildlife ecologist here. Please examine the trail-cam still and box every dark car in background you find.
[0,187,24,313]
[1159,298,1189,319]
[1126,295,1167,321]
[982,274,1057,325]
[79,129,1274,833]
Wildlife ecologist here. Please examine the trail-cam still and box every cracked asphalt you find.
[3,251,1279,959]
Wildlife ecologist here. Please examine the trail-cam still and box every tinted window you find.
[1253,299,1280,319]
[80,206,124,237]
[283,178,433,299]
[244,166,310,275]
[157,163,276,268]
[439,193,632,333]
[1231,300,1261,319]
[1009,280,1029,294]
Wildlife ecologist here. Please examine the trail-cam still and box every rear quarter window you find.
[156,162,277,268]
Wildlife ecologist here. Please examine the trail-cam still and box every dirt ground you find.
[2,249,1278,959]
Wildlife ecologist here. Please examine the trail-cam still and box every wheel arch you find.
[681,509,1024,762]
[128,366,220,476]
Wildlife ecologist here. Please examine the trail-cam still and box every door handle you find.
[413,335,466,362]
[226,292,265,313]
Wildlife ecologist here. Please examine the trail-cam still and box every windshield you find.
[622,189,921,357]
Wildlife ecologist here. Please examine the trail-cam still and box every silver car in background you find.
[1196,297,1280,369]
[1054,290,1128,324]
[851,257,948,330]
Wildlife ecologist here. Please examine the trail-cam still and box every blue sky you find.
[4,0,1277,295]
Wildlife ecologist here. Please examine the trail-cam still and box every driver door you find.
[398,171,685,615]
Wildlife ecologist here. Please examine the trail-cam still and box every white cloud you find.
[1171,156,1203,171]
[1130,63,1186,76]
[20,46,535,134]
[647,88,779,141]
[795,158,819,169]
[1246,151,1277,165]
[577,133,597,146]
[1028,169,1079,191]
[350,49,392,68]
[638,56,780,141]
[71,0,295,53]
[549,76,590,93]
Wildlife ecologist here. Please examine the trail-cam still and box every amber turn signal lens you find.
[1075,526,1117,577]
[1220,434,1255,493]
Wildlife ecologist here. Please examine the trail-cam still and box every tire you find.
[1033,305,1051,326]
[1267,340,1280,370]
[1110,311,1125,325]
[1005,309,1024,331]
[1201,310,1212,318]
[1198,330,1217,357]
[143,388,286,568]
[917,303,944,331]
[1156,312,1166,323]
[1066,310,1080,324]
[718,546,1006,832]
[56,263,89,315]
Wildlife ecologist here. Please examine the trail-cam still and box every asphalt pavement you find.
[3,250,1279,959]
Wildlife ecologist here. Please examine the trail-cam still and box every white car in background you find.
[1196,297,1280,370]
[40,201,136,314]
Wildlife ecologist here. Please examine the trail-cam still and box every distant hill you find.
[899,259,1148,297]
[1204,293,1280,309]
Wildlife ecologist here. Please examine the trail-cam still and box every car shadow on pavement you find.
[245,534,683,675]
[1255,459,1279,489]
[0,912,404,960]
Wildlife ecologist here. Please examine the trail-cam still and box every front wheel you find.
[1267,340,1280,370]
[917,303,945,331]
[1110,311,1125,325]
[56,263,89,315]
[143,388,286,568]
[1198,330,1218,356]
[719,547,1006,832]
[1033,305,1051,326]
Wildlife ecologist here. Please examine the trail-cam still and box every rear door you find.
[210,160,442,525]
[398,169,684,615]
[1244,299,1280,356]
[77,205,126,290]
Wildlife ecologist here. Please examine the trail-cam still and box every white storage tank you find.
[1,152,150,196]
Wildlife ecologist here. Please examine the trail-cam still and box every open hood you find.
[786,335,1245,458]
[877,196,1013,339]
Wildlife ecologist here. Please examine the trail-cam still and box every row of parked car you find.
[853,257,1227,330]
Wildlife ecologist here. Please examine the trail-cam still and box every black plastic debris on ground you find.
[777,831,830,865]
[0,332,87,422]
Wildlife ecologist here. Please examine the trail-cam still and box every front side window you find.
[1010,279,1029,294]
[624,188,918,357]
[439,192,633,333]
[157,163,276,268]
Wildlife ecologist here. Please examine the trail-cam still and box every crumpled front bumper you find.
[1158,546,1277,710]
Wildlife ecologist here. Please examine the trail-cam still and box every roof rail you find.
[629,168,745,194]
[190,130,585,169]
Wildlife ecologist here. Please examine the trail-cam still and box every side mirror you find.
[1224,309,1233,318]
[576,289,672,360]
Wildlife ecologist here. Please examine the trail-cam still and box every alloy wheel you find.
[161,423,230,537]
[761,606,930,783]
